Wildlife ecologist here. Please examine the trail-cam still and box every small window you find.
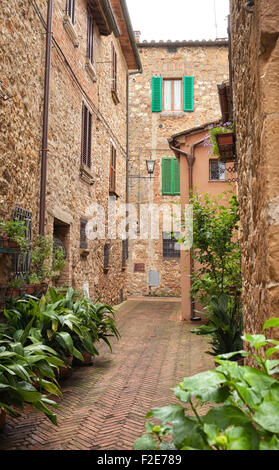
[109,144,116,193]
[66,0,75,24]
[87,9,94,64]
[163,232,180,258]
[134,263,145,273]
[80,218,88,249]
[111,43,117,94]
[81,103,92,169]
[163,79,182,111]
[122,239,128,268]
[209,160,226,181]
[104,243,110,269]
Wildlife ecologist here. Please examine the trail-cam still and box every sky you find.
[126,0,230,42]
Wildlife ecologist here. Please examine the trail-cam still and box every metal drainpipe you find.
[126,67,142,258]
[169,138,204,321]
[39,0,53,236]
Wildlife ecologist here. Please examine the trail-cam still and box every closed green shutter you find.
[152,77,162,112]
[162,158,180,195]
[183,76,194,112]
[173,158,180,195]
[162,158,172,194]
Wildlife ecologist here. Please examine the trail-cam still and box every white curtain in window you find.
[173,80,181,111]
[164,80,171,111]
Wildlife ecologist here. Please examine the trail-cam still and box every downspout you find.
[168,138,204,321]
[39,0,53,235]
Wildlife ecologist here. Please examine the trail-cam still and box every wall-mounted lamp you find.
[244,0,255,13]
[146,157,156,177]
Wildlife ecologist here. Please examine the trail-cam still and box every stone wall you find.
[0,0,131,305]
[128,42,229,297]
[230,0,279,333]
[0,0,46,283]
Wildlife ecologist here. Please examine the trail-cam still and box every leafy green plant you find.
[0,219,29,252]
[30,235,66,283]
[182,191,241,308]
[205,122,235,157]
[191,293,243,358]
[0,320,62,424]
[134,319,279,451]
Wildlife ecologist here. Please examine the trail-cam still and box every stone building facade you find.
[0,0,141,305]
[127,39,230,297]
[230,0,279,332]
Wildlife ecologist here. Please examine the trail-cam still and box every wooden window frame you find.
[66,0,75,25]
[111,43,119,104]
[209,159,226,181]
[81,103,92,170]
[163,78,183,112]
[109,144,117,194]
[87,9,94,64]
[104,242,110,270]
[80,218,88,250]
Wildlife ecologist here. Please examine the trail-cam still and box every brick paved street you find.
[0,299,213,450]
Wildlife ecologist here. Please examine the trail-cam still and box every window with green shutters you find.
[152,77,162,112]
[162,158,180,195]
[152,76,194,112]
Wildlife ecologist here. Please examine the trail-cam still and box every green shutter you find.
[152,77,162,112]
[162,158,172,194]
[173,158,180,195]
[183,76,194,112]
[162,158,180,195]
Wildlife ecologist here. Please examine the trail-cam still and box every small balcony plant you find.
[205,122,235,162]
[0,219,29,252]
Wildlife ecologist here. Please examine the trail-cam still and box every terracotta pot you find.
[0,237,18,249]
[0,409,6,432]
[24,284,36,295]
[73,351,94,367]
[216,132,236,162]
[10,287,21,298]
[57,355,73,380]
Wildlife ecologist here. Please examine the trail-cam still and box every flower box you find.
[216,132,236,162]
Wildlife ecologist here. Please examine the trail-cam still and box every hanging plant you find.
[204,122,235,160]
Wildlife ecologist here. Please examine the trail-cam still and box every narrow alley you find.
[0,299,212,450]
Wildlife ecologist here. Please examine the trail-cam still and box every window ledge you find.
[111,89,120,104]
[159,111,185,118]
[85,59,97,83]
[80,165,94,185]
[63,15,79,48]
[208,180,226,183]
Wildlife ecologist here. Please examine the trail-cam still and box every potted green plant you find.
[30,235,66,291]
[0,219,29,252]
[205,122,235,162]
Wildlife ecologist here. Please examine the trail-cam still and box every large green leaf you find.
[224,425,260,450]
[173,416,209,450]
[146,404,184,423]
[204,405,249,430]
[260,435,279,450]
[253,402,279,433]
[56,332,73,354]
[263,318,279,330]
[134,434,157,450]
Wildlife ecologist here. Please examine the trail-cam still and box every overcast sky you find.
[126,0,230,41]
